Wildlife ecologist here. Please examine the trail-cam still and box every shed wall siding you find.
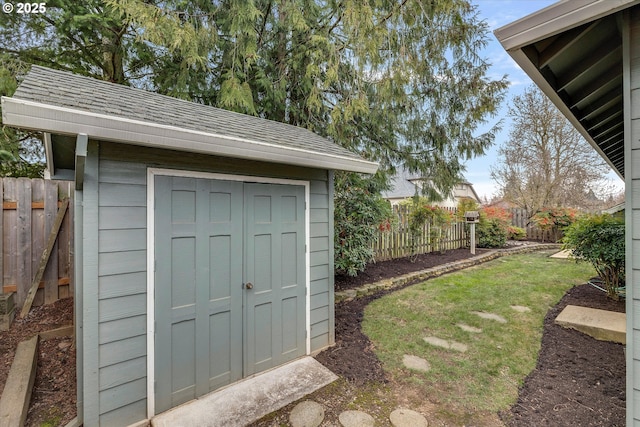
[629,6,640,425]
[91,142,334,425]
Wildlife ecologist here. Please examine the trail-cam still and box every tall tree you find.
[1,0,507,193]
[491,86,611,215]
[111,0,508,194]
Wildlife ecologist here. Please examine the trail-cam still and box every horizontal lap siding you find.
[309,177,334,352]
[629,6,640,426]
[97,158,148,424]
[93,143,333,425]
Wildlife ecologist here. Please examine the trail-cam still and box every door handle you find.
[245,282,254,290]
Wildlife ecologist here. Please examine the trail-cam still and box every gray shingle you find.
[13,66,364,161]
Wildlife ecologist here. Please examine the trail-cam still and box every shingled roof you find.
[1,66,377,174]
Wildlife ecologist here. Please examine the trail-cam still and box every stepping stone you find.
[423,336,450,349]
[423,337,468,353]
[339,410,375,427]
[471,311,507,323]
[403,354,431,372]
[290,400,325,427]
[456,323,482,333]
[390,408,428,427]
[511,305,531,313]
[449,341,468,353]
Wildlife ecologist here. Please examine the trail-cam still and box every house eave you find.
[1,97,379,175]
[495,0,639,51]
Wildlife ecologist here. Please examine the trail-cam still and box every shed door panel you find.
[244,183,306,375]
[154,176,306,415]
[154,176,244,414]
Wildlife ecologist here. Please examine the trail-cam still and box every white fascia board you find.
[495,0,639,51]
[506,49,623,180]
[1,97,379,174]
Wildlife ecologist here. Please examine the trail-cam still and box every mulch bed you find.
[335,247,490,291]
[503,282,625,426]
[0,297,76,427]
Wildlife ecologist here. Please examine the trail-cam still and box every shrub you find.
[507,226,526,240]
[477,218,508,248]
[531,208,579,242]
[475,206,511,248]
[334,172,393,277]
[562,214,625,300]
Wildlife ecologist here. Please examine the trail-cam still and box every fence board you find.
[16,179,32,306]
[372,205,468,261]
[1,178,73,308]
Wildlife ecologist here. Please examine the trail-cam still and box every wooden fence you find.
[372,205,468,261]
[1,178,73,309]
[510,208,557,242]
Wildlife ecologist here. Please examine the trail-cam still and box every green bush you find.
[474,206,510,248]
[507,226,526,240]
[334,172,392,277]
[477,218,508,248]
[562,214,625,299]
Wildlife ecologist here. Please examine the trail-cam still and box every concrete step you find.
[555,305,625,344]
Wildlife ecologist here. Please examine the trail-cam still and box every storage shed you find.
[1,66,378,426]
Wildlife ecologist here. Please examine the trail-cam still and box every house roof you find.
[1,66,378,176]
[382,168,479,202]
[495,0,640,179]
[382,168,420,199]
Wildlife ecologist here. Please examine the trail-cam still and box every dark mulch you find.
[0,297,76,427]
[320,251,626,426]
[335,247,490,291]
[502,282,625,426]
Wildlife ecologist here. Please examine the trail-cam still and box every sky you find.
[464,0,625,201]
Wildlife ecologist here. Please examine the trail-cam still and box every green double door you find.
[154,176,306,414]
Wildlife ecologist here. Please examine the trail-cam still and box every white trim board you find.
[146,167,311,418]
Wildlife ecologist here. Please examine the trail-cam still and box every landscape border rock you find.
[336,243,561,302]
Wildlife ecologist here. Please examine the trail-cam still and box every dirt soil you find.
[0,247,626,427]
[0,297,75,427]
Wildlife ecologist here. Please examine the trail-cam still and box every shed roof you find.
[494,0,640,179]
[1,66,378,175]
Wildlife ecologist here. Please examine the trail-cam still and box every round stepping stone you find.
[511,305,531,313]
[289,400,325,427]
[339,410,375,427]
[403,354,431,372]
[456,323,482,333]
[471,311,507,323]
[390,408,428,427]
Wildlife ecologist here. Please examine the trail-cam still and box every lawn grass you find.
[362,250,596,424]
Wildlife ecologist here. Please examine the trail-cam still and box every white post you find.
[470,222,476,255]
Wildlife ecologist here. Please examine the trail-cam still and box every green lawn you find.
[362,250,596,424]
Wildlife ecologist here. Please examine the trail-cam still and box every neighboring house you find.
[383,168,481,208]
[1,66,377,426]
[495,0,639,424]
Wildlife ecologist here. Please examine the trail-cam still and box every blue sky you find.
[465,0,625,201]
